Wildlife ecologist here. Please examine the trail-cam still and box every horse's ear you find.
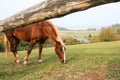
[56,40,61,45]
[63,39,67,43]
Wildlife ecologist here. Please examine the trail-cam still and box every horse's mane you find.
[46,20,59,37]
[45,20,61,41]
[46,21,65,46]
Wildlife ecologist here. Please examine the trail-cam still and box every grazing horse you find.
[5,20,66,65]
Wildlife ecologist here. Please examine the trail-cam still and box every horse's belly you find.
[14,32,30,41]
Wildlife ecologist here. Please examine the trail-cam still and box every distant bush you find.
[111,23,120,34]
[99,27,117,42]
[17,41,29,50]
[116,34,120,40]
[0,36,4,43]
[44,39,54,47]
[117,27,120,34]
[44,37,81,46]
[0,43,4,52]
[65,37,81,45]
[88,36,100,43]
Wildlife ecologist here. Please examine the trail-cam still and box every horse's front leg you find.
[23,41,35,65]
[38,43,44,63]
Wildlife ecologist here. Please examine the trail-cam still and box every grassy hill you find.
[59,30,99,38]
[0,41,120,80]
[56,26,70,31]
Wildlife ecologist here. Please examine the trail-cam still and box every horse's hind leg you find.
[38,43,44,63]
[23,40,35,65]
[10,38,20,63]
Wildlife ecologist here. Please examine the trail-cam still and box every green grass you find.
[0,41,120,80]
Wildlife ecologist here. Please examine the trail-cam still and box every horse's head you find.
[55,39,66,64]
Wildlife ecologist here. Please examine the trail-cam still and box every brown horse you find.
[5,20,66,65]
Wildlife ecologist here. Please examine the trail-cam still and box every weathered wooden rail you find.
[0,0,119,32]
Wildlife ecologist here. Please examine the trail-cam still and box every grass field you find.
[0,41,120,80]
[59,30,99,38]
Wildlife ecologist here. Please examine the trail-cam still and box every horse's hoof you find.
[23,64,28,67]
[23,61,28,65]
[38,59,43,63]
[15,60,20,64]
[16,60,20,64]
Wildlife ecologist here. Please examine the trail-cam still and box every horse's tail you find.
[4,34,10,58]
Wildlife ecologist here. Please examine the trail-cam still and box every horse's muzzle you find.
[61,60,66,64]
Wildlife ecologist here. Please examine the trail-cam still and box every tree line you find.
[88,24,120,42]
[0,24,120,52]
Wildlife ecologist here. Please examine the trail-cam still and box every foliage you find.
[17,41,29,51]
[0,43,4,52]
[0,35,5,52]
[0,33,4,52]
[64,37,81,45]
[0,36,4,43]
[43,39,54,47]
[99,27,117,42]
[0,41,120,80]
[111,23,120,34]
[88,35,100,43]
[117,27,120,34]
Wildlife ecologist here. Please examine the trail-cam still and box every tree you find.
[99,27,117,42]
[111,23,120,34]
[0,0,119,32]
[117,27,120,34]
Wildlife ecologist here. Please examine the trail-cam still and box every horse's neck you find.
[48,31,59,44]
[43,21,61,44]
[49,35,63,45]
[45,27,59,44]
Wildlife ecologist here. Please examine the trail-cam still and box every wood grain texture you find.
[0,0,119,32]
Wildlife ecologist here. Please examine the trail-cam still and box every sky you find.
[0,0,120,30]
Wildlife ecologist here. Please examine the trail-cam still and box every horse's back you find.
[14,23,41,41]
[5,20,55,42]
